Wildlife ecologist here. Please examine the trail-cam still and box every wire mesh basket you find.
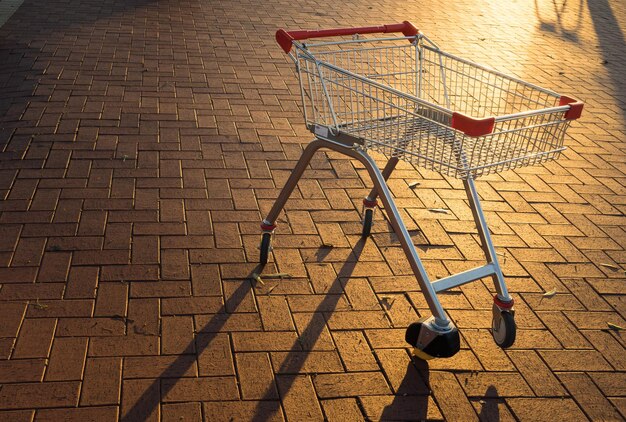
[291,32,582,178]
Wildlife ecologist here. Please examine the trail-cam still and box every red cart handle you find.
[276,21,419,53]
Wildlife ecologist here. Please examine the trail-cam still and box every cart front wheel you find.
[492,311,516,348]
[259,232,272,265]
[361,208,374,237]
[405,320,460,360]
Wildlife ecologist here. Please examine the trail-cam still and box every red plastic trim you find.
[363,198,378,208]
[276,29,294,54]
[260,223,277,232]
[493,295,514,309]
[559,95,584,120]
[276,21,419,54]
[451,112,495,137]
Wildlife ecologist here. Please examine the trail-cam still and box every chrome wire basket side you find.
[293,36,572,179]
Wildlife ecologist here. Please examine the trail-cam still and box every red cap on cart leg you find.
[494,295,514,309]
[261,222,277,231]
[363,198,378,208]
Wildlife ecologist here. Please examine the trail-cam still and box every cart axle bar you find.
[431,263,497,293]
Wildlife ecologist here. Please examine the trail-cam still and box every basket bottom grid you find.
[334,113,565,179]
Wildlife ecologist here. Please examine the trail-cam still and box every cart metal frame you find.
[260,22,583,358]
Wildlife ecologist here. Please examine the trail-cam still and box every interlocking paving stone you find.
[0,0,624,419]
[34,406,119,422]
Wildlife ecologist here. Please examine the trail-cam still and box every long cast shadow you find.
[534,0,584,43]
[379,359,431,421]
[0,0,158,116]
[477,385,501,421]
[123,239,370,421]
[533,0,626,128]
[121,264,263,421]
[586,0,626,125]
[0,0,159,191]
[251,239,367,421]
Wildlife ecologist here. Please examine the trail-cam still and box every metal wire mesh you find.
[293,36,571,179]
[418,46,559,116]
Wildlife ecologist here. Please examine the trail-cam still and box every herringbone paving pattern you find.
[0,0,624,420]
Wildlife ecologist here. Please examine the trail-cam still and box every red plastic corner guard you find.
[559,95,584,120]
[451,112,495,137]
[276,21,419,54]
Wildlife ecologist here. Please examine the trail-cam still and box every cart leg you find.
[364,156,400,203]
[361,157,400,237]
[359,153,448,325]
[259,138,326,264]
[464,176,516,348]
[331,142,459,358]
[463,177,511,300]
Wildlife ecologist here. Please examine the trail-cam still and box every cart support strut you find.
[261,137,451,329]
[259,134,521,356]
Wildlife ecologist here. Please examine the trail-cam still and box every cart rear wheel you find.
[259,232,272,265]
[492,311,515,348]
[361,208,374,237]
[405,320,460,360]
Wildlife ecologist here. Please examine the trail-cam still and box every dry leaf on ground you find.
[599,263,621,271]
[263,273,293,279]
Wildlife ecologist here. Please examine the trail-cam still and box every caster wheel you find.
[405,320,460,359]
[361,208,374,237]
[259,232,272,265]
[492,311,516,348]
[405,321,422,346]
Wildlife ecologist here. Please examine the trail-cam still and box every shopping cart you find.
[260,22,583,359]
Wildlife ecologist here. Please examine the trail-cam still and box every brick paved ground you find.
[0,0,624,420]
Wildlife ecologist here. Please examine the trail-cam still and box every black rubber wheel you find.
[361,208,374,238]
[405,321,422,346]
[492,311,516,348]
[405,320,460,359]
[259,232,272,265]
